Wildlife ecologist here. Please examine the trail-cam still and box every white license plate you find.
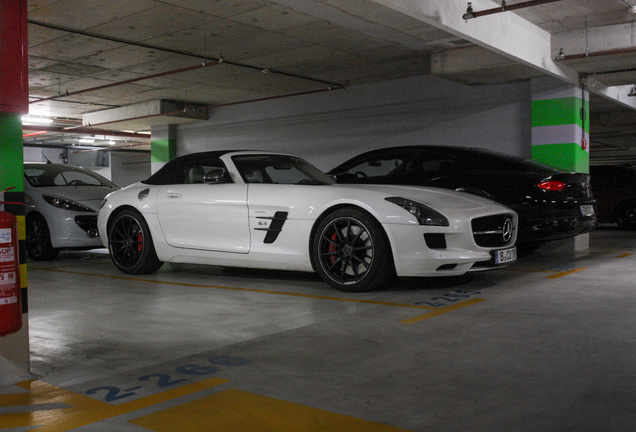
[494,247,517,265]
[580,204,595,217]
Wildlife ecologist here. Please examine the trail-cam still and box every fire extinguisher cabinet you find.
[0,211,22,337]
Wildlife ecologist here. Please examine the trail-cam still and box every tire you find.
[311,208,395,292]
[615,201,636,230]
[25,213,59,261]
[108,209,163,274]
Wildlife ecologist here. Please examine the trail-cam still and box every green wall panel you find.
[151,138,177,164]
[0,115,24,192]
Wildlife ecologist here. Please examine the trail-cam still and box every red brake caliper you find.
[137,233,143,252]
[328,232,337,264]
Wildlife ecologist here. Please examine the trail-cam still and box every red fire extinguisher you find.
[0,207,23,337]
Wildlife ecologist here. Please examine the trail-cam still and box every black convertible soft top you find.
[143,150,241,185]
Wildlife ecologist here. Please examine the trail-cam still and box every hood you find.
[335,184,505,211]
[33,185,119,205]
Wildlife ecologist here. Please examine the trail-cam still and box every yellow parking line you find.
[1,377,228,430]
[546,268,586,279]
[617,253,632,258]
[38,267,439,311]
[399,299,486,324]
[131,388,413,432]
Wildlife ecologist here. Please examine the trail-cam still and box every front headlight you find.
[43,195,95,212]
[385,197,449,226]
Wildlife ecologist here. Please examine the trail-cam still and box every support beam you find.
[371,0,577,82]
[586,79,636,112]
[372,0,636,111]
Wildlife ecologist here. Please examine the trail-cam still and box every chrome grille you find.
[472,214,514,247]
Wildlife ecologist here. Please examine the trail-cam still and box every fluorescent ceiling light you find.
[22,116,53,125]
[78,138,95,144]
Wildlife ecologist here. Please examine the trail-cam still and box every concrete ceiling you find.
[22,0,636,162]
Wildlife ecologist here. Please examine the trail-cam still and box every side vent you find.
[255,211,289,244]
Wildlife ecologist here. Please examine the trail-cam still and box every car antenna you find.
[42,154,52,164]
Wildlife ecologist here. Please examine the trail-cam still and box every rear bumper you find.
[518,216,598,244]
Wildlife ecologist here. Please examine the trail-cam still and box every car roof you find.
[143,150,300,185]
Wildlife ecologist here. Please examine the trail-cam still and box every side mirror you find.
[331,172,355,183]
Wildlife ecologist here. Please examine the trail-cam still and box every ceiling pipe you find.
[463,0,561,20]
[30,60,221,104]
[22,125,148,138]
[23,142,150,153]
[28,20,346,104]
[69,142,151,153]
[555,45,636,61]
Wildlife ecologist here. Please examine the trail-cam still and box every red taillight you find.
[537,181,566,191]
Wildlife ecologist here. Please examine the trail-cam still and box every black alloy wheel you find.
[108,209,162,274]
[25,213,59,261]
[312,208,394,292]
[615,201,636,230]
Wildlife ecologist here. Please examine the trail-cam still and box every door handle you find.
[166,191,182,198]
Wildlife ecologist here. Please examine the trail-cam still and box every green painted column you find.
[0,114,30,373]
[531,77,590,253]
[531,78,589,173]
[151,125,177,174]
[0,115,26,282]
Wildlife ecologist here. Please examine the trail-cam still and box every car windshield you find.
[24,164,116,187]
[232,155,335,185]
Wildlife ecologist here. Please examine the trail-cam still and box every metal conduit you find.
[558,46,636,61]
[28,20,346,105]
[463,0,562,20]
[30,61,221,104]
[22,125,148,138]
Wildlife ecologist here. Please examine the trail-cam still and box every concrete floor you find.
[1,226,635,431]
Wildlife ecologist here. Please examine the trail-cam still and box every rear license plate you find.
[579,204,595,217]
[494,246,517,265]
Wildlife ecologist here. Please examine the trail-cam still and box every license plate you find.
[494,246,517,265]
[579,204,595,217]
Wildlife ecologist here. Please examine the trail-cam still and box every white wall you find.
[177,75,532,170]
[23,148,151,187]
[110,152,152,187]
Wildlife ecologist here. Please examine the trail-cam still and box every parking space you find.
[1,227,635,431]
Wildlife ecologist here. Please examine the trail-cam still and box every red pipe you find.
[22,131,49,138]
[558,46,636,61]
[22,125,147,138]
[69,142,150,153]
[465,0,562,19]
[30,60,221,104]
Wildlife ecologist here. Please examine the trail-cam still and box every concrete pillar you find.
[531,76,590,252]
[531,76,589,174]
[151,125,178,174]
[0,116,30,380]
[0,0,30,380]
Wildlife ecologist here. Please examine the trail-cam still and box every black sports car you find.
[328,146,597,251]
[589,164,636,230]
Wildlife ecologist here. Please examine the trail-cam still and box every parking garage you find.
[2,1,636,431]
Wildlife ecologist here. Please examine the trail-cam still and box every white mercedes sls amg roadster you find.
[98,151,518,292]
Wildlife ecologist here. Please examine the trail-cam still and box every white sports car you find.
[98,151,518,292]
[24,163,119,261]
